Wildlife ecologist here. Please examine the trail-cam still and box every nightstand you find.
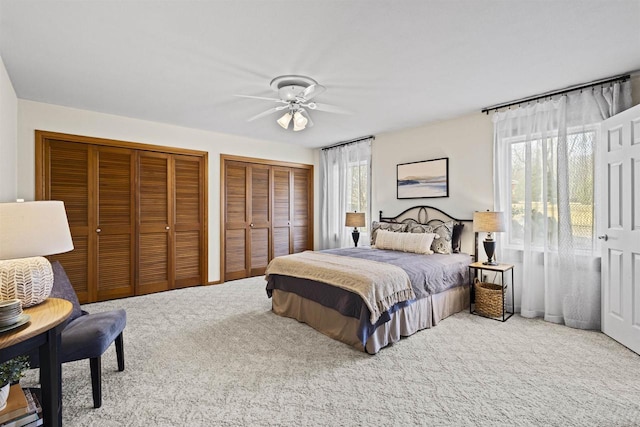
[469,261,514,322]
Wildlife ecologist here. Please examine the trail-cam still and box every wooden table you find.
[0,298,72,427]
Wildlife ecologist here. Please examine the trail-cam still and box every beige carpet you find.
[23,276,640,426]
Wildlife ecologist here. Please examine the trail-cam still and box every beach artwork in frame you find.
[397,157,449,199]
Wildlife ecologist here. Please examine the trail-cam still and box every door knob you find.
[598,234,608,241]
[96,228,101,233]
[166,226,170,230]
[250,223,254,227]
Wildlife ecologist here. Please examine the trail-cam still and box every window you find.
[507,128,597,251]
[319,138,372,249]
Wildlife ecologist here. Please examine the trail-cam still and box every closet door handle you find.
[166,226,170,230]
[598,234,608,241]
[250,223,254,227]
[96,228,101,233]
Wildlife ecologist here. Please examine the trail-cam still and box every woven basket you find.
[474,278,505,318]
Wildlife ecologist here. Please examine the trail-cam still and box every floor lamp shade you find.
[345,212,365,247]
[0,201,74,307]
[473,211,506,266]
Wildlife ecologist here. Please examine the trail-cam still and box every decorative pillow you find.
[406,223,435,234]
[373,229,437,254]
[427,220,455,254]
[370,221,407,245]
[452,223,465,253]
[50,261,84,322]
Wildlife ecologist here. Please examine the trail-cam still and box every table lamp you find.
[0,201,74,307]
[345,212,366,247]
[473,211,506,266]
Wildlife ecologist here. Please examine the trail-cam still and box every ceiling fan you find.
[235,75,349,131]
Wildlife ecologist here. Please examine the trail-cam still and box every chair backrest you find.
[50,261,84,322]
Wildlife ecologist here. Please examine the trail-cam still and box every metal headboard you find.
[379,206,477,261]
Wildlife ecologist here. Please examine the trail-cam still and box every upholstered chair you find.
[27,261,126,408]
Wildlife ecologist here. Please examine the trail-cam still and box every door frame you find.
[220,154,314,284]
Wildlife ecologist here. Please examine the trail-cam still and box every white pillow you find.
[373,229,438,254]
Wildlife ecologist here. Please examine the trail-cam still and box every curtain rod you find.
[481,73,631,114]
[321,135,375,151]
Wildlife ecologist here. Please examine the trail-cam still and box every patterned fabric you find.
[370,221,407,245]
[428,220,455,254]
[406,222,435,234]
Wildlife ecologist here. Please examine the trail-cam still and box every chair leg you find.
[89,357,102,409]
[115,332,125,372]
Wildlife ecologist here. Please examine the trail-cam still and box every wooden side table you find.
[469,261,514,322]
[0,298,72,427]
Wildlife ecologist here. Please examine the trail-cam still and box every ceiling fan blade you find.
[235,94,286,103]
[310,102,351,115]
[247,105,288,122]
[300,84,326,101]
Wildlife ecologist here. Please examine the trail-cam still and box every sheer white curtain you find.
[493,82,631,329]
[319,138,372,249]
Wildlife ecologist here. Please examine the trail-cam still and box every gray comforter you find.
[322,247,471,298]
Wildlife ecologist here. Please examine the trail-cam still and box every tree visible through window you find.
[508,129,596,250]
[347,160,369,232]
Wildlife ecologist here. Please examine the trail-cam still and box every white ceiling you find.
[1,1,639,149]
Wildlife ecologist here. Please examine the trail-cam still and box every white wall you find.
[0,56,18,202]
[17,100,316,282]
[372,111,494,222]
[632,74,640,107]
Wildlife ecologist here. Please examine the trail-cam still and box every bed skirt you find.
[271,284,470,354]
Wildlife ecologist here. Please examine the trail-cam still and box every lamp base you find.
[351,229,360,247]
[0,256,54,307]
[482,239,497,266]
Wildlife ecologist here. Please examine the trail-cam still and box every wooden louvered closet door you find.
[249,165,271,276]
[292,168,311,253]
[37,131,207,303]
[137,152,172,295]
[95,146,136,300]
[224,161,249,281]
[272,167,292,258]
[173,155,204,288]
[44,140,93,302]
[222,156,313,282]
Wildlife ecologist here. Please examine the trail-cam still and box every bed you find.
[265,206,477,354]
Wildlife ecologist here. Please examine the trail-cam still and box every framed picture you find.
[397,157,449,199]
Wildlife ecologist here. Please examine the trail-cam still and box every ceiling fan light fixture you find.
[292,111,308,131]
[277,112,292,129]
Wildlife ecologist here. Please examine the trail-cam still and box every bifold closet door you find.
[95,146,136,301]
[222,158,312,282]
[292,168,311,253]
[137,152,172,295]
[249,164,271,276]
[173,155,204,288]
[272,167,292,258]
[224,162,249,281]
[38,131,208,302]
[44,140,93,302]
[223,161,271,280]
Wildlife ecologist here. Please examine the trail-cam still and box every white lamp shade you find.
[0,201,74,260]
[473,211,506,233]
[292,111,308,131]
[277,112,292,129]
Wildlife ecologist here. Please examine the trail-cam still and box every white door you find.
[600,103,640,354]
